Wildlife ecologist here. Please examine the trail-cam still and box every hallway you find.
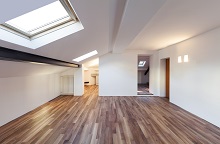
[0,85,220,144]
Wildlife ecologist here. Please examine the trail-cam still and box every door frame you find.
[160,58,170,99]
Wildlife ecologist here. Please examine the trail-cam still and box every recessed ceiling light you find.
[73,50,98,62]
[138,61,146,67]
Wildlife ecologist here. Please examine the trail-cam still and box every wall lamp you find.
[178,55,189,63]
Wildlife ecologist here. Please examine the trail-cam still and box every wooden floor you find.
[137,84,152,95]
[0,86,220,144]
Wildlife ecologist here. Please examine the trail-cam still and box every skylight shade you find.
[138,61,146,67]
[73,50,98,62]
[5,1,72,36]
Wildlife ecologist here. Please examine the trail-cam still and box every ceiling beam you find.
[0,46,79,68]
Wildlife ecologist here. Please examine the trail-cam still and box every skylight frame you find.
[0,0,78,39]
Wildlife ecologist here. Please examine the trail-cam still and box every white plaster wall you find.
[74,66,84,96]
[138,70,149,84]
[149,52,160,95]
[99,52,137,96]
[60,68,76,76]
[60,68,75,95]
[151,27,220,127]
[160,59,166,97]
[60,68,84,96]
[84,70,90,83]
[0,74,60,126]
[90,68,98,85]
[60,76,74,95]
[84,68,98,85]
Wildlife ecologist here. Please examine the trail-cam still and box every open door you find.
[165,59,170,99]
[137,55,152,95]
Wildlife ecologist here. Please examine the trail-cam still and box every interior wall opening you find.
[160,58,170,99]
[83,58,99,90]
[137,55,152,95]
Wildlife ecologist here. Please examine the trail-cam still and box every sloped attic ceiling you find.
[0,0,111,65]
[128,0,220,50]
[1,0,220,66]
[0,0,167,65]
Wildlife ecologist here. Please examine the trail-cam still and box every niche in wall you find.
[60,75,74,95]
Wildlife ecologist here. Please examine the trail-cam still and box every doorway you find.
[165,58,170,99]
[137,55,152,95]
[83,58,99,88]
[160,58,170,99]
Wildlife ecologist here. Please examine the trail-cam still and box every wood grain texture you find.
[0,85,220,144]
[166,58,170,99]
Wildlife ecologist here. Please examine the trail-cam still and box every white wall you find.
[60,68,84,96]
[159,59,166,97]
[138,70,149,84]
[0,74,60,126]
[151,27,220,127]
[60,76,74,95]
[84,70,90,83]
[99,52,138,96]
[0,66,85,126]
[74,66,84,96]
[149,52,160,95]
[60,68,75,95]
[84,68,98,85]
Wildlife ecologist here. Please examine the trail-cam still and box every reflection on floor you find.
[137,84,153,95]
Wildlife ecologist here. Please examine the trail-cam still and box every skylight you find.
[73,50,98,62]
[138,61,146,67]
[1,0,77,38]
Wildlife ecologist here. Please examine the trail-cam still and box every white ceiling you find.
[83,58,99,69]
[0,0,111,64]
[128,0,220,50]
[1,0,220,77]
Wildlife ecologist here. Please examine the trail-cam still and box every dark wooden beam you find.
[0,46,79,68]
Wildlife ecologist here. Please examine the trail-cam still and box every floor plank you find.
[0,85,220,144]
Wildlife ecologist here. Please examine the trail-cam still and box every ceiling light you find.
[138,61,146,67]
[73,50,98,62]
